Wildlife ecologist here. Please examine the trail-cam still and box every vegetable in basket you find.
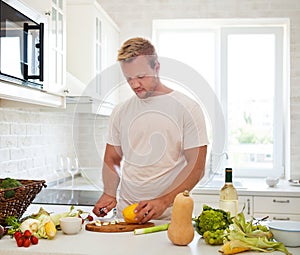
[0,178,22,198]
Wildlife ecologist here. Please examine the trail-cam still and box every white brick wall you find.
[98,0,300,179]
[0,107,109,182]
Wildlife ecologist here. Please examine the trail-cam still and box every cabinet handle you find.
[272,217,290,221]
[247,199,251,215]
[272,199,290,203]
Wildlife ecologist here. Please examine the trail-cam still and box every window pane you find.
[227,34,275,172]
[58,12,63,51]
[57,52,63,85]
[58,0,63,10]
[156,31,216,88]
[51,8,57,47]
[49,49,57,84]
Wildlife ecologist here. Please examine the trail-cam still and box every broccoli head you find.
[0,178,22,199]
[0,178,22,189]
[193,205,233,236]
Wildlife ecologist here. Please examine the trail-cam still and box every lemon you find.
[122,203,138,223]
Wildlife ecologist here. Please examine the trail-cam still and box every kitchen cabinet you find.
[191,193,253,218]
[192,184,300,221]
[66,0,120,108]
[253,196,300,221]
[21,0,67,94]
[0,0,66,108]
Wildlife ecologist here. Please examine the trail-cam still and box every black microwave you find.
[0,0,45,89]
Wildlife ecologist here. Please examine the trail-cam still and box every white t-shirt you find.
[107,91,209,219]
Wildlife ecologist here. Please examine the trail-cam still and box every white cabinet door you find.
[66,0,120,107]
[21,0,67,94]
[254,213,300,221]
[253,196,300,220]
[21,0,52,14]
[48,0,67,93]
[191,194,219,217]
[191,193,253,218]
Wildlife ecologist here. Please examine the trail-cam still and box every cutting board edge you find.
[85,221,155,233]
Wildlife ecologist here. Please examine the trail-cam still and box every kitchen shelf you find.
[0,80,66,108]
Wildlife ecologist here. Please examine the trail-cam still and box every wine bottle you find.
[219,167,238,217]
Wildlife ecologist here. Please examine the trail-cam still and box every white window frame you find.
[152,18,290,178]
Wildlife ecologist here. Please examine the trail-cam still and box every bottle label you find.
[219,200,238,217]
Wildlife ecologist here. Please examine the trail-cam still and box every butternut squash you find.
[167,190,194,246]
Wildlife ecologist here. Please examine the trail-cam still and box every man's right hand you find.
[93,193,117,217]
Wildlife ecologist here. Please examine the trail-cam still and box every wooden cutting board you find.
[85,221,154,233]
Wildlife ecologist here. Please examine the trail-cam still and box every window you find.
[153,19,289,178]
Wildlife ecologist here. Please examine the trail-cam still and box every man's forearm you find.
[102,162,120,197]
[102,144,122,197]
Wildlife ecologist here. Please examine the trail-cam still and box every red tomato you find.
[14,231,22,240]
[23,230,32,238]
[87,215,93,221]
[23,238,31,248]
[16,237,24,247]
[30,235,39,245]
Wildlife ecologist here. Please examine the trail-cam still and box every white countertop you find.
[1,228,298,255]
[193,178,300,197]
[0,204,299,255]
[1,223,299,255]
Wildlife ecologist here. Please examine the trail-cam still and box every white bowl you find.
[267,221,300,247]
[265,177,279,187]
[59,217,82,235]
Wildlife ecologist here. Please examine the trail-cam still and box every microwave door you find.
[1,0,44,88]
[0,22,24,80]
[23,22,44,81]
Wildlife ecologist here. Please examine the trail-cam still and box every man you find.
[93,37,208,222]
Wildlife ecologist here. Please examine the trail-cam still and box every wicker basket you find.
[0,179,47,225]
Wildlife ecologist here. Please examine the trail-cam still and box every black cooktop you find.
[32,188,102,206]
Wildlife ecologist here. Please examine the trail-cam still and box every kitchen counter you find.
[33,177,300,207]
[0,204,299,255]
[32,189,102,206]
[0,222,299,255]
[32,175,102,206]
[193,178,300,197]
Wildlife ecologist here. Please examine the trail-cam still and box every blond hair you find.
[117,37,157,67]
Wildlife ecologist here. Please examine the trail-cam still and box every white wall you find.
[0,107,74,181]
[0,0,299,182]
[0,105,109,183]
[98,0,300,179]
